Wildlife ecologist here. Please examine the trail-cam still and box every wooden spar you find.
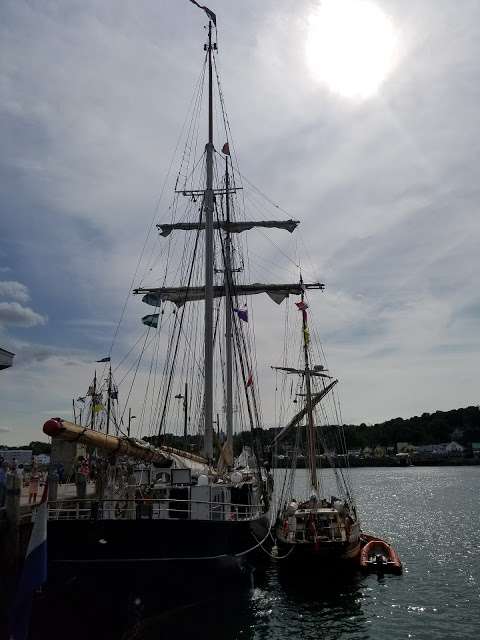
[43,418,208,466]
[271,379,338,446]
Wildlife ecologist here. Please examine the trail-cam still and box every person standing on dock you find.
[29,465,40,504]
[75,458,89,500]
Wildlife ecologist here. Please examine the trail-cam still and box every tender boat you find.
[359,536,402,574]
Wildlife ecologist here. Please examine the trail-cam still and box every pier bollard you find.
[4,473,21,567]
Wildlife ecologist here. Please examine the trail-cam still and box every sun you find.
[305,0,398,99]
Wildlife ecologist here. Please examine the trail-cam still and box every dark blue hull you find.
[47,515,270,574]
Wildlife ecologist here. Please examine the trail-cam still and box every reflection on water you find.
[29,467,480,640]
[31,562,369,640]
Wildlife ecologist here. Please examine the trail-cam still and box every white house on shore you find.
[415,442,464,456]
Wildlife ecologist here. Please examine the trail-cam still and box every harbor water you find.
[30,466,480,639]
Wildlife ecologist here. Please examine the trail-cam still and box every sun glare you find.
[306,0,398,99]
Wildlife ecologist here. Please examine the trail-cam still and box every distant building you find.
[415,444,443,456]
[472,443,480,458]
[397,442,415,453]
[0,449,33,466]
[445,441,464,455]
[415,442,464,457]
[0,347,15,371]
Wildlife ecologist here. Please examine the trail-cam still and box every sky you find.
[1,0,480,446]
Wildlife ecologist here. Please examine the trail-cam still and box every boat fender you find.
[230,471,243,485]
[197,474,209,486]
[286,501,298,516]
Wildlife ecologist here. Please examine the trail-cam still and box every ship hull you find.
[46,514,270,575]
[276,538,361,566]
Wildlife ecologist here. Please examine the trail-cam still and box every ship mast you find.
[224,154,233,462]
[90,370,97,431]
[134,15,324,462]
[300,276,319,493]
[203,20,215,460]
[106,365,112,435]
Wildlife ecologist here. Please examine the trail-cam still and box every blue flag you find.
[234,308,248,323]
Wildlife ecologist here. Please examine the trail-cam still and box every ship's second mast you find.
[224,155,233,462]
[300,279,319,493]
[203,20,215,460]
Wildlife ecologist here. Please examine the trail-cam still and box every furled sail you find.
[271,379,338,445]
[271,365,333,379]
[135,282,325,308]
[142,314,159,328]
[43,418,209,473]
[157,219,299,237]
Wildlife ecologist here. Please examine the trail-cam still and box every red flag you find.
[295,301,308,311]
[222,142,230,155]
[246,373,253,388]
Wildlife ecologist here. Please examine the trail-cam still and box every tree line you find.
[3,405,480,457]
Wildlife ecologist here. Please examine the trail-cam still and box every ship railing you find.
[46,497,264,522]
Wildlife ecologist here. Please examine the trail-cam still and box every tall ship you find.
[41,5,322,576]
[273,280,361,563]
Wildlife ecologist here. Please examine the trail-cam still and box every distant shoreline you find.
[273,457,480,469]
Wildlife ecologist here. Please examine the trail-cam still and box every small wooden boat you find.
[359,536,402,574]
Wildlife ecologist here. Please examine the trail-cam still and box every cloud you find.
[9,341,91,367]
[1,0,480,441]
[0,426,11,433]
[0,302,47,328]
[0,280,30,303]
